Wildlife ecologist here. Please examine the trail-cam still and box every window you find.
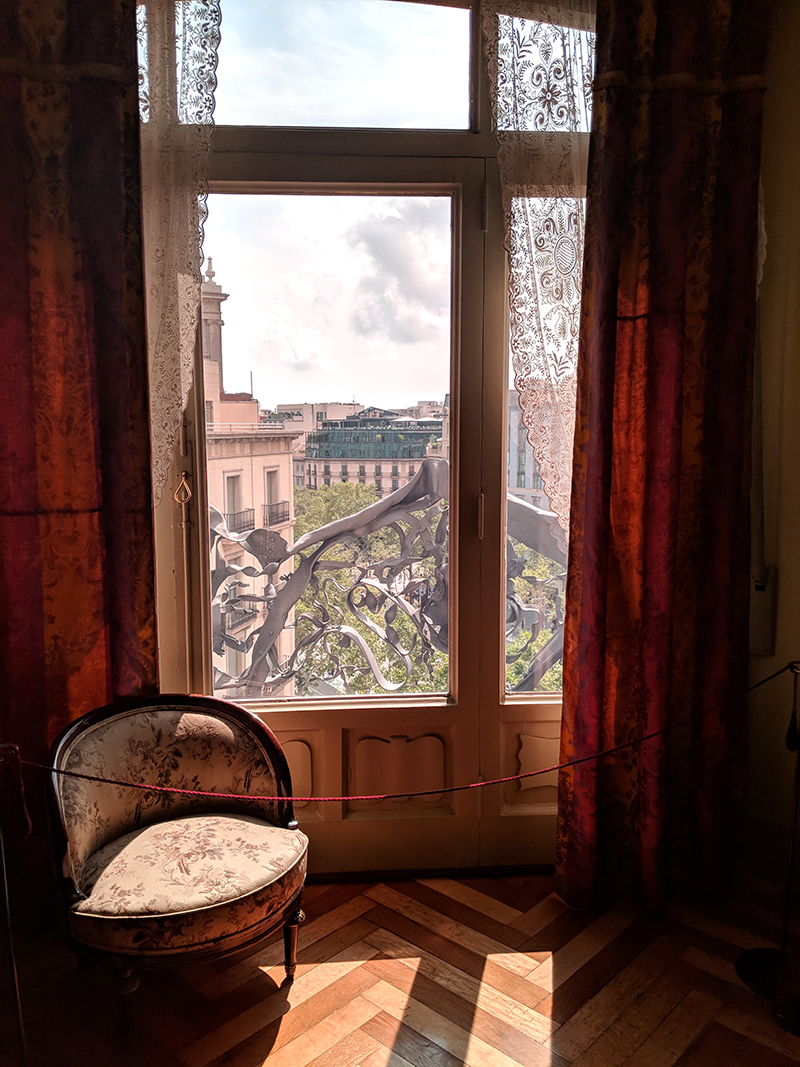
[214,0,470,130]
[174,0,576,704]
[140,0,597,883]
[264,469,278,505]
[152,0,585,871]
[223,474,245,531]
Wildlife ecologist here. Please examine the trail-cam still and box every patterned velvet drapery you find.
[557,0,772,907]
[0,0,157,764]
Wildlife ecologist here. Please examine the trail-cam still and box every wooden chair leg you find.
[283,907,306,983]
[109,955,139,995]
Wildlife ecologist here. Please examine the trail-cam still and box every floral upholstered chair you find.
[49,694,308,991]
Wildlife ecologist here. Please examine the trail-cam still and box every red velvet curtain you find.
[557,0,772,907]
[0,0,157,767]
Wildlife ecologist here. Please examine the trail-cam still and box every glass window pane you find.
[505,383,567,694]
[214,0,470,129]
[203,193,452,699]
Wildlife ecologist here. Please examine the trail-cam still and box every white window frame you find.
[224,471,242,517]
[154,0,558,713]
[264,467,279,506]
[150,0,571,869]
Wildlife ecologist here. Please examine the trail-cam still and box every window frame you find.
[146,0,578,870]
[154,0,562,722]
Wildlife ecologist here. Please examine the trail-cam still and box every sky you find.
[204,1,470,411]
[212,0,470,129]
[204,193,453,410]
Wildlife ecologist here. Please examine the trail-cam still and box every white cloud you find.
[347,198,450,344]
[203,193,452,410]
[261,306,335,375]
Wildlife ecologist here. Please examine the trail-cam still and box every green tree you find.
[505,540,565,693]
[293,483,380,541]
[290,484,449,695]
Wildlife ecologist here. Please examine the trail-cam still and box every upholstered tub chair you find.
[49,694,308,991]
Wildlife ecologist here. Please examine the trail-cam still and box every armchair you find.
[48,694,308,990]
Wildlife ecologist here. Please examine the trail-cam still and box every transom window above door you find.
[213,0,472,129]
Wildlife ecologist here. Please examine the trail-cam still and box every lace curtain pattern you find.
[482,1,595,543]
[137,0,220,504]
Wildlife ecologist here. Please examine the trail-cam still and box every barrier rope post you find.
[781,665,800,956]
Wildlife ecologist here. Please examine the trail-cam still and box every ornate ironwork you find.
[504,492,567,691]
[263,501,290,527]
[210,458,566,698]
[224,508,255,533]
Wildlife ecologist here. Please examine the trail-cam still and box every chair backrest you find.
[49,695,295,890]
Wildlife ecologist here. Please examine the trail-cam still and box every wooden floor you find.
[9,874,800,1067]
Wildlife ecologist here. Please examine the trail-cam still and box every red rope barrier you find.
[18,661,798,805]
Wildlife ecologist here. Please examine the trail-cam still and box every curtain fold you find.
[137,0,220,505]
[482,0,596,551]
[0,0,157,760]
[557,0,772,907]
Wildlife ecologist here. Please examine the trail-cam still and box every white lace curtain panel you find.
[137,0,220,505]
[482,0,596,546]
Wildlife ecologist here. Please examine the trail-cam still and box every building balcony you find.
[305,441,431,460]
[263,500,290,526]
[225,508,255,533]
[222,605,259,630]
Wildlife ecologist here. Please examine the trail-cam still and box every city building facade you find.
[201,268,299,691]
[299,406,444,495]
[507,389,549,510]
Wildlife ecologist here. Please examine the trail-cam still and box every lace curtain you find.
[137,0,220,504]
[482,1,595,545]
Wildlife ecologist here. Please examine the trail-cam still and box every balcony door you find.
[200,185,485,871]
[225,473,241,523]
[153,1,566,873]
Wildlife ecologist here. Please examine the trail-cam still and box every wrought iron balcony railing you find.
[263,501,290,526]
[209,458,566,699]
[224,508,255,533]
[222,604,260,630]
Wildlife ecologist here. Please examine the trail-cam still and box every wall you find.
[276,402,364,435]
[206,431,297,528]
[746,0,800,879]
[216,395,259,428]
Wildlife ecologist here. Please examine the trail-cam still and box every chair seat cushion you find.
[68,813,308,956]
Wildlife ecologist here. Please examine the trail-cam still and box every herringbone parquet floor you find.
[10,874,800,1067]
